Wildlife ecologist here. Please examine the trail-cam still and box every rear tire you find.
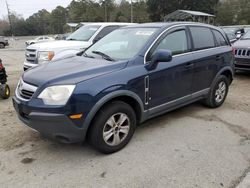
[203,75,229,108]
[89,101,136,154]
[0,84,10,99]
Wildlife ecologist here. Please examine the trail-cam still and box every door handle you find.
[216,55,222,61]
[185,63,194,69]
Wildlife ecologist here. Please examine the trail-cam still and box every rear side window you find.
[212,30,228,46]
[190,27,215,50]
[154,30,188,55]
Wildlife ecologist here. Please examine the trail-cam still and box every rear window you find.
[212,30,228,46]
[190,27,215,50]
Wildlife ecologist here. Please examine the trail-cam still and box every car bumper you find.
[12,96,86,143]
[235,58,250,71]
[23,61,38,71]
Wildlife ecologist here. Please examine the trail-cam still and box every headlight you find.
[38,51,54,64]
[38,85,75,105]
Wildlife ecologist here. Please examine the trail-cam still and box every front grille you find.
[19,89,34,99]
[16,79,37,101]
[25,49,37,64]
[235,48,250,58]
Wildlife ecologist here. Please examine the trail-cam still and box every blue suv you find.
[13,22,234,153]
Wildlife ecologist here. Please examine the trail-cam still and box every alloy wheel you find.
[103,113,130,146]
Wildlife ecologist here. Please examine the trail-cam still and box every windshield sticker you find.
[89,28,98,31]
[135,31,154,36]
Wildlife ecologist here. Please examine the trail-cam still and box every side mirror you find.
[146,49,172,70]
[93,37,101,44]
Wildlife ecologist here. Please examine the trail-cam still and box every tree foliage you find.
[1,0,150,36]
[216,0,250,25]
[1,0,250,36]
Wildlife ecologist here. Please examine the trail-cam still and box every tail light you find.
[0,62,3,70]
[232,47,236,55]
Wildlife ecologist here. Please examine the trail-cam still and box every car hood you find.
[28,40,91,51]
[233,39,250,48]
[22,55,128,87]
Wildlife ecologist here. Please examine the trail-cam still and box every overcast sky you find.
[0,0,73,19]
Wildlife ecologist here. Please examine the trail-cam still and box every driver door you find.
[146,27,195,115]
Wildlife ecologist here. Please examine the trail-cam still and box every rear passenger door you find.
[188,26,221,93]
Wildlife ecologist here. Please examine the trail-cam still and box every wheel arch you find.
[82,90,145,141]
[213,66,234,85]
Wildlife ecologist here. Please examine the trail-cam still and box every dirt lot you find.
[0,38,250,188]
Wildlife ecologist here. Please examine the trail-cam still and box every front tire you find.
[203,75,229,108]
[89,101,136,154]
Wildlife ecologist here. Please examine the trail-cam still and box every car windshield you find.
[222,27,239,33]
[226,32,236,40]
[84,27,158,61]
[67,25,100,41]
[241,31,250,39]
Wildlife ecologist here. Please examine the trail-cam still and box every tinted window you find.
[212,30,227,46]
[94,26,120,41]
[190,27,215,50]
[154,30,188,55]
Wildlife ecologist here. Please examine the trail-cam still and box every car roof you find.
[125,22,220,30]
[86,22,135,26]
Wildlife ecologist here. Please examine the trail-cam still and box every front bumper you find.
[235,58,250,71]
[23,60,38,71]
[12,96,86,143]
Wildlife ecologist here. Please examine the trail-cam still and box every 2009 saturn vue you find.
[13,22,234,153]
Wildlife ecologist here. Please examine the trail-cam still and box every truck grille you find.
[25,49,37,64]
[235,48,250,58]
[16,79,37,101]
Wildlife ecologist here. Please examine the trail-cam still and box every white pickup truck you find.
[24,22,133,70]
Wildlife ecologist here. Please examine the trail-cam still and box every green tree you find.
[50,6,68,34]
[26,9,51,35]
[216,0,250,25]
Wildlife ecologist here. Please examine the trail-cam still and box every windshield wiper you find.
[83,52,95,59]
[67,38,77,41]
[92,51,115,61]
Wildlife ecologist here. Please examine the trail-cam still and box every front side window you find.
[84,27,158,60]
[67,25,101,41]
[153,30,188,56]
[190,27,215,50]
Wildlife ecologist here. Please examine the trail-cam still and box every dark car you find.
[0,36,9,49]
[13,22,234,153]
[233,31,250,71]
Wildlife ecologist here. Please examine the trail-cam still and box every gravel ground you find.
[0,38,250,188]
